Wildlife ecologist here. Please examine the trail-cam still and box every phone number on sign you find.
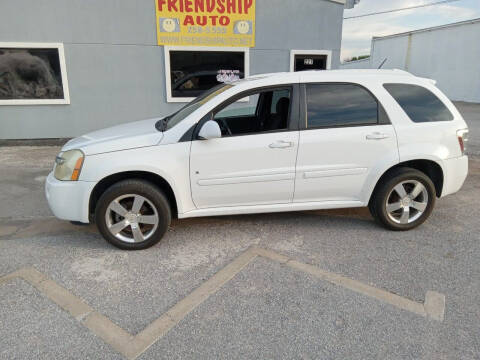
[187,26,227,34]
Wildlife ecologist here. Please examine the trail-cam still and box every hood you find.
[62,118,164,155]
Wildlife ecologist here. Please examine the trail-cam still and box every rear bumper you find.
[441,155,468,197]
[45,172,96,223]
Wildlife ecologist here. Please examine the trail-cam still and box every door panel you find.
[294,125,398,202]
[190,132,299,208]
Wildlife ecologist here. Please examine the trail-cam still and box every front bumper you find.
[441,155,469,197]
[45,172,96,223]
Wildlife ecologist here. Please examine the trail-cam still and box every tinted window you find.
[271,89,290,114]
[384,83,453,123]
[306,84,378,128]
[169,51,244,98]
[0,48,64,100]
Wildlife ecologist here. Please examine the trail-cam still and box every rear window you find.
[384,83,453,123]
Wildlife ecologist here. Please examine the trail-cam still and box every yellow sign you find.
[155,0,255,47]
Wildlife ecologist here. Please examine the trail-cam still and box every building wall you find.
[370,36,409,70]
[369,20,480,103]
[0,0,344,139]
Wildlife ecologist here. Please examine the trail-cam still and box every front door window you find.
[213,87,292,136]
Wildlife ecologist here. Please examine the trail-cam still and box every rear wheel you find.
[95,179,171,250]
[369,168,436,231]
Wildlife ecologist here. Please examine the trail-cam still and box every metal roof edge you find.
[372,17,480,41]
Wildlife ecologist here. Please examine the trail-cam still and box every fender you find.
[399,142,450,168]
[79,143,196,215]
[362,153,446,204]
[398,142,447,188]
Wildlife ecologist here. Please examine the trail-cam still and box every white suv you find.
[45,70,469,250]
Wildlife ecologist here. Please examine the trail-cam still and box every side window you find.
[271,89,291,114]
[215,94,260,119]
[213,88,292,136]
[306,84,378,128]
[384,83,453,123]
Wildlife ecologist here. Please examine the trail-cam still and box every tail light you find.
[457,129,469,155]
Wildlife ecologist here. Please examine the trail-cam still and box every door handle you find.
[269,140,294,149]
[366,132,389,140]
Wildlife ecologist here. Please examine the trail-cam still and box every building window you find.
[164,46,249,102]
[290,50,332,72]
[306,83,378,128]
[0,43,70,105]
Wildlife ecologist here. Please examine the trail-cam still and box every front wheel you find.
[95,179,171,250]
[369,168,436,231]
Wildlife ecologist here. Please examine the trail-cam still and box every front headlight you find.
[54,149,85,181]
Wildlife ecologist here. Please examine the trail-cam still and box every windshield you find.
[163,84,233,131]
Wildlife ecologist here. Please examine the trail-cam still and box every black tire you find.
[368,198,378,221]
[95,179,171,250]
[369,167,436,231]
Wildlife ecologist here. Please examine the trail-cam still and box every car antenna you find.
[378,58,387,69]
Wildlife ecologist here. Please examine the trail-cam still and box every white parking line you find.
[0,246,445,359]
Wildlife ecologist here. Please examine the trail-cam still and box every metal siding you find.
[371,36,409,70]
[0,0,343,139]
[357,21,480,103]
[405,22,480,103]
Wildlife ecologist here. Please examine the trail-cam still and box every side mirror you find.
[198,120,222,140]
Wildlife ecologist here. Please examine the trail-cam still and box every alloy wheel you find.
[385,180,429,225]
[105,194,159,243]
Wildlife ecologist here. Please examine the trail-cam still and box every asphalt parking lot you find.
[1,102,479,359]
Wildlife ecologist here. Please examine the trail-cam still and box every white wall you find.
[371,20,480,103]
[342,20,480,103]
